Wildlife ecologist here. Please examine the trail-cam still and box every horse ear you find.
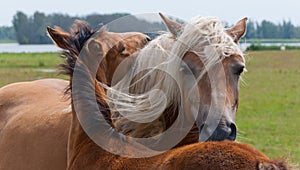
[227,17,248,44]
[159,13,183,37]
[47,26,73,50]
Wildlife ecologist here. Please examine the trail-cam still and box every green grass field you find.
[0,52,66,87]
[237,51,300,163]
[0,51,299,164]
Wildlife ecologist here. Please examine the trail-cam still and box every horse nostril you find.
[228,123,237,141]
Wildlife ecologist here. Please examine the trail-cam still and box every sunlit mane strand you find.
[172,16,244,66]
[101,16,244,137]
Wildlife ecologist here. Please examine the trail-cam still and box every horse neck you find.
[67,78,112,169]
[66,30,137,168]
[67,113,117,169]
[66,105,166,169]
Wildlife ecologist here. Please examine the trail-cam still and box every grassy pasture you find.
[0,51,299,163]
[0,52,66,87]
[237,50,300,164]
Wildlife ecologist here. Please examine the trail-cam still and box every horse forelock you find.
[174,16,244,63]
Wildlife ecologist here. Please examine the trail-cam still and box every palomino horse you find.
[48,14,293,169]
[102,13,248,145]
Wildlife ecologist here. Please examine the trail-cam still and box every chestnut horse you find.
[49,14,293,169]
[0,21,150,169]
[0,79,70,169]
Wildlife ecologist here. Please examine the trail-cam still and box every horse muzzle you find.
[199,121,237,142]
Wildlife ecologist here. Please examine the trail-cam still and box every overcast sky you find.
[1,0,300,26]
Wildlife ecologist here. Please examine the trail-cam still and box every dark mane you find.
[58,20,95,87]
[58,20,96,94]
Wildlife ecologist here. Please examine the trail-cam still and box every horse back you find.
[0,79,71,170]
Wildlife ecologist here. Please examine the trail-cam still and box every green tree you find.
[282,20,294,38]
[33,11,51,43]
[49,13,75,31]
[293,27,300,38]
[0,26,16,41]
[13,11,30,44]
[260,20,278,38]
[245,20,257,39]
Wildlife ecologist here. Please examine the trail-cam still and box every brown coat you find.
[0,79,71,169]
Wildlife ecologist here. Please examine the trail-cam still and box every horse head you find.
[47,20,150,127]
[108,14,248,145]
[161,13,247,142]
[47,20,150,88]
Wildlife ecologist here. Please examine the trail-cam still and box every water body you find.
[0,43,60,53]
[1,43,300,53]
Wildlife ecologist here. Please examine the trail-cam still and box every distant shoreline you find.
[0,40,17,44]
[0,43,60,53]
[243,38,300,43]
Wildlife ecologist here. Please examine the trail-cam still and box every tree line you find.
[3,11,165,44]
[1,11,300,44]
[245,20,300,39]
[0,26,16,42]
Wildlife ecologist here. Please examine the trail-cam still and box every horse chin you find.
[206,132,236,142]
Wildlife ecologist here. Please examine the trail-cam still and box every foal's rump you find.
[0,79,71,170]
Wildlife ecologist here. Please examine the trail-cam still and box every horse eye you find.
[224,52,230,56]
[121,46,126,52]
[146,37,151,42]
